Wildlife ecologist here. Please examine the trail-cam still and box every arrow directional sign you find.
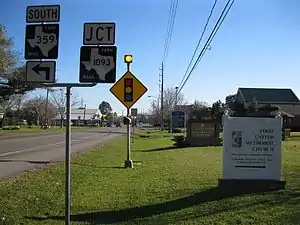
[26,61,56,83]
[32,64,51,80]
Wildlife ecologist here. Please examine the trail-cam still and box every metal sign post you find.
[43,83,96,225]
[65,86,71,225]
[131,108,137,143]
[126,108,132,168]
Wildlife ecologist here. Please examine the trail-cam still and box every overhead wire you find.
[162,0,179,64]
[178,0,218,89]
[176,0,235,97]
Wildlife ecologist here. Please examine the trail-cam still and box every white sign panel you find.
[83,23,115,45]
[26,5,60,23]
[26,61,56,83]
[223,115,282,180]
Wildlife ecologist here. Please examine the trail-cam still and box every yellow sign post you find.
[110,54,147,168]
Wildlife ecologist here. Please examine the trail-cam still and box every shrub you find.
[172,135,188,147]
[172,128,183,133]
[2,125,20,130]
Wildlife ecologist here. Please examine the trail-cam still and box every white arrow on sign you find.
[81,48,115,81]
[26,61,56,83]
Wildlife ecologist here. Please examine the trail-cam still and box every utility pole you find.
[160,62,164,131]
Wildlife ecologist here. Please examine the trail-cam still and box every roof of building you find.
[238,88,300,103]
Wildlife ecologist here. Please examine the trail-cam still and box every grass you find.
[0,130,299,225]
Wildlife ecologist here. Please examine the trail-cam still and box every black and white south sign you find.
[80,46,117,83]
[83,23,115,45]
[25,24,59,59]
[26,5,60,23]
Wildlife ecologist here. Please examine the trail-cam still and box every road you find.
[0,127,126,179]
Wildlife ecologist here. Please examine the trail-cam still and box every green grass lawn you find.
[0,130,299,225]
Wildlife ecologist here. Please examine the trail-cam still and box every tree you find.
[98,101,112,115]
[50,88,80,128]
[0,24,16,75]
[149,88,186,125]
[225,94,236,112]
[22,96,57,127]
[211,100,225,123]
[225,93,247,116]
[0,25,38,124]
[190,100,210,120]
[193,100,210,108]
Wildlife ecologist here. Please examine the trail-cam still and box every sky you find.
[1,0,300,115]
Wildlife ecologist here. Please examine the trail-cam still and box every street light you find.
[175,86,179,108]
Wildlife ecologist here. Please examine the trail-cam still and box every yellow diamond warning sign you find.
[110,71,147,109]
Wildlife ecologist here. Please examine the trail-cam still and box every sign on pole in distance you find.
[223,115,282,180]
[83,23,115,45]
[172,110,185,128]
[26,5,60,23]
[26,61,56,83]
[80,46,117,83]
[131,108,138,117]
[110,71,147,109]
[25,24,59,59]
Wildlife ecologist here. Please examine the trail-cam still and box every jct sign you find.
[223,115,282,180]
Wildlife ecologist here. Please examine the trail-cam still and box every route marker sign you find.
[110,71,147,109]
[79,46,117,83]
[26,61,56,83]
[25,24,59,59]
[26,5,60,23]
[83,22,115,45]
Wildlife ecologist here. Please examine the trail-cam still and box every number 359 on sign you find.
[25,24,59,60]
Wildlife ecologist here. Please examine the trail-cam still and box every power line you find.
[178,0,218,89]
[162,0,179,63]
[176,0,235,97]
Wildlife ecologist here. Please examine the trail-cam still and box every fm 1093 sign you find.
[222,115,282,180]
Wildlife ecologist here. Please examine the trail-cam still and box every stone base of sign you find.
[124,159,133,168]
[186,137,222,147]
[218,179,286,192]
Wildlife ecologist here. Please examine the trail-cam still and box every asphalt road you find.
[0,127,126,179]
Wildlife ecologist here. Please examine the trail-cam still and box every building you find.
[234,87,300,131]
[54,108,102,126]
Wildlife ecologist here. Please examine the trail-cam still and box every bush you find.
[1,125,20,130]
[172,135,188,147]
[172,128,183,133]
